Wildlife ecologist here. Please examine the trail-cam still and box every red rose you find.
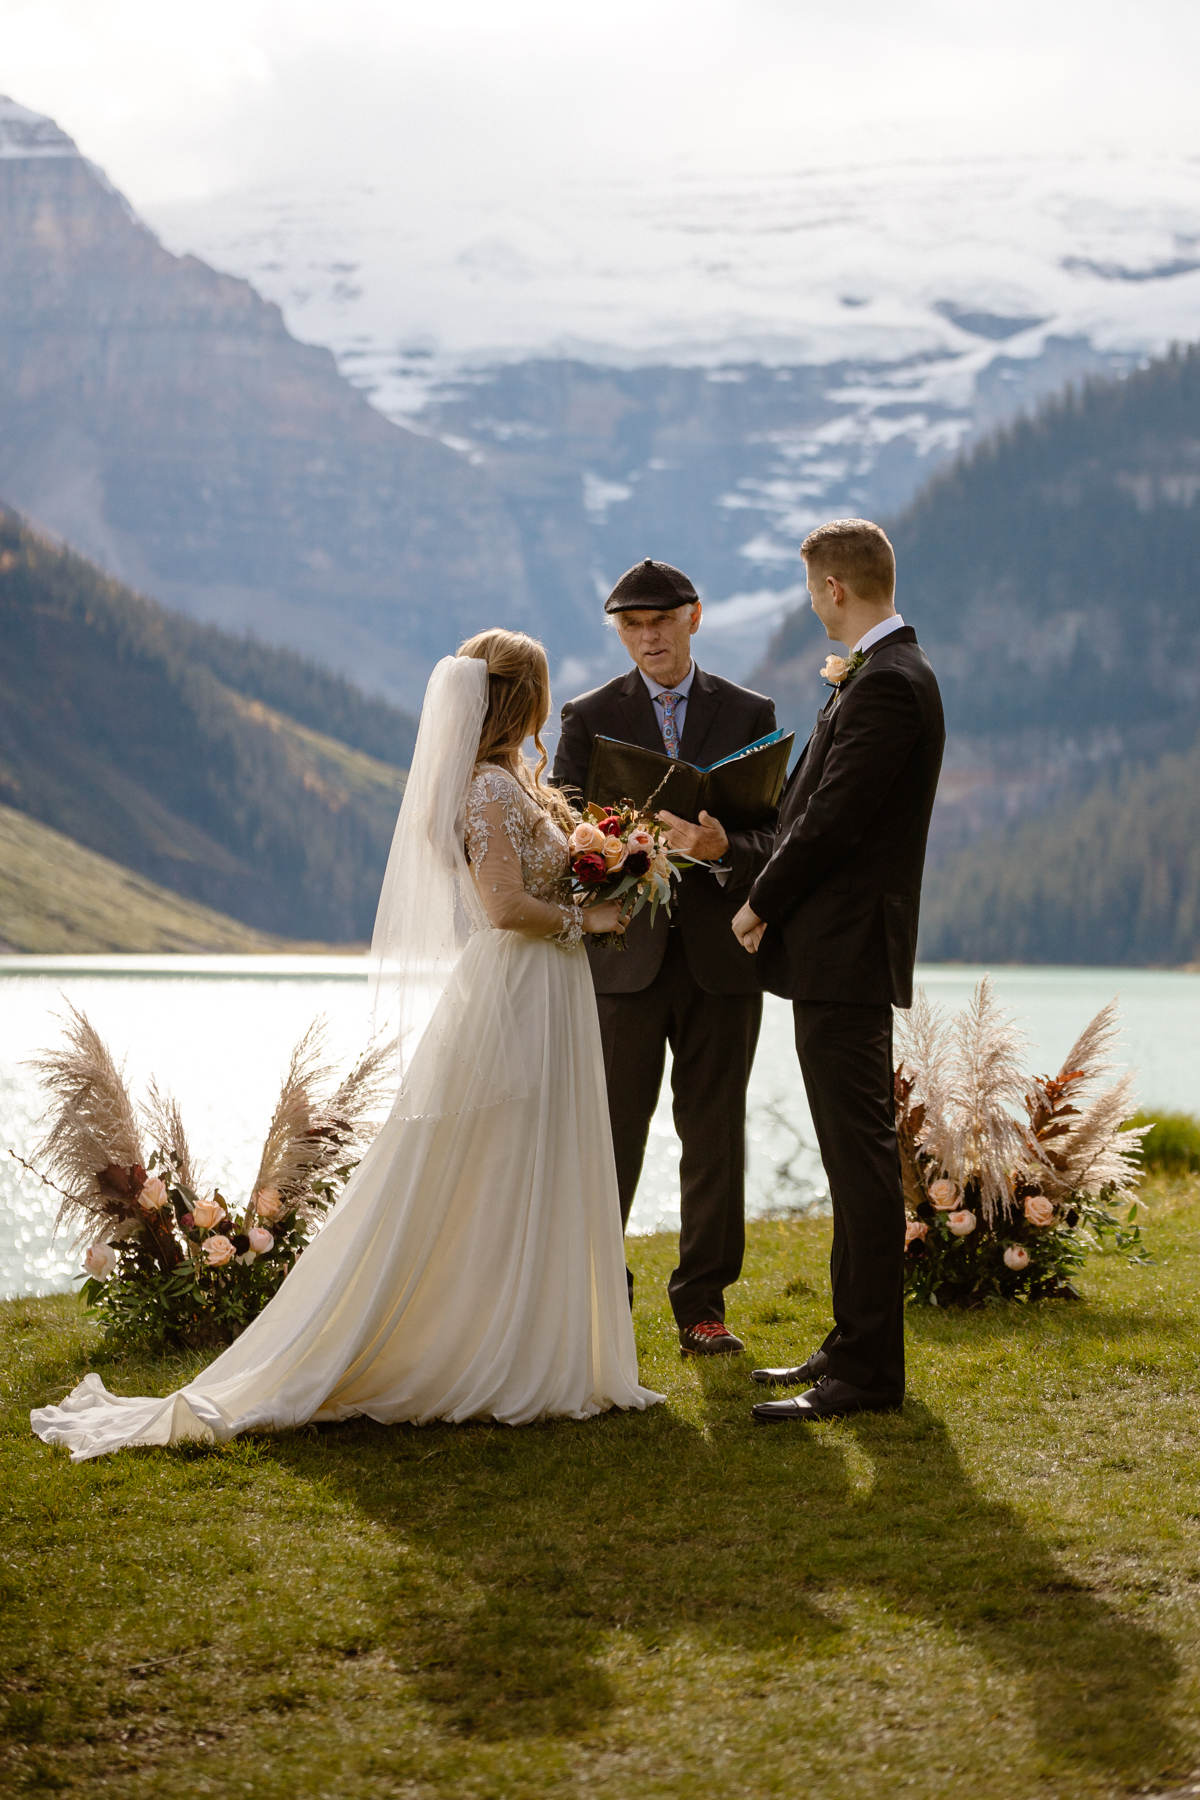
[599,816,623,837]
[573,852,609,885]
[623,850,650,876]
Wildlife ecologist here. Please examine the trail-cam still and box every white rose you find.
[947,1209,977,1237]
[191,1195,224,1231]
[253,1188,284,1223]
[84,1241,117,1279]
[1004,1245,1030,1271]
[137,1174,170,1212]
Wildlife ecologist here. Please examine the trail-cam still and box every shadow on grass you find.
[264,1384,1180,1782]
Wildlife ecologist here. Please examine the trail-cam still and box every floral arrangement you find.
[24,1008,391,1349]
[567,802,683,939]
[895,979,1149,1305]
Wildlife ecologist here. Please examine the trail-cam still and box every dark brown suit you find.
[750,625,944,1396]
[554,664,777,1325]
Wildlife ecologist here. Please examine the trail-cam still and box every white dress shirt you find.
[852,613,906,656]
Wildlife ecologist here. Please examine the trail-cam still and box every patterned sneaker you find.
[679,1319,745,1357]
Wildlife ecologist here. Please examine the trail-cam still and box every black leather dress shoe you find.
[752,1376,903,1423]
[750,1348,830,1387]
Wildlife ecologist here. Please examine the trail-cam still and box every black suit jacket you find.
[553,664,778,995]
[750,627,944,1007]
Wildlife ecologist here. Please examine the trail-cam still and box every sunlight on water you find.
[1,956,1196,1299]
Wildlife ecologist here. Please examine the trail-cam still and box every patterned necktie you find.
[657,690,682,758]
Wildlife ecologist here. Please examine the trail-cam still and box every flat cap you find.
[604,557,700,613]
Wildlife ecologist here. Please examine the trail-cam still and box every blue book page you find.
[697,728,786,774]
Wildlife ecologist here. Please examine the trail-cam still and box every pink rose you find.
[569,821,606,854]
[203,1234,235,1268]
[247,1226,274,1255]
[1004,1245,1031,1271]
[192,1195,224,1231]
[626,828,655,856]
[137,1174,170,1212]
[1024,1194,1055,1228]
[947,1209,977,1237]
[254,1187,284,1222]
[928,1178,960,1211]
[905,1219,928,1247]
[83,1241,117,1279]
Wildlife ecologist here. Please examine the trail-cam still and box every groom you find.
[553,559,777,1355]
[732,519,944,1421]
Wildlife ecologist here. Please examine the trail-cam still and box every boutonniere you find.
[820,650,865,693]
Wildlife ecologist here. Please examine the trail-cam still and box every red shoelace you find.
[687,1320,733,1339]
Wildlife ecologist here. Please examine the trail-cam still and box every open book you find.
[583,728,793,830]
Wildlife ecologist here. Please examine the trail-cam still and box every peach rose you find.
[821,654,850,685]
[247,1226,274,1255]
[137,1174,170,1212]
[254,1187,284,1222]
[905,1219,928,1246]
[1024,1194,1055,1228]
[191,1195,224,1232]
[928,1178,960,1211]
[651,850,673,879]
[569,821,606,854]
[203,1234,235,1268]
[1004,1245,1030,1271]
[84,1240,117,1279]
[602,836,627,868]
[947,1208,977,1237]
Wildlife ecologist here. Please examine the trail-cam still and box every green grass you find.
[5,1177,1200,1799]
[0,804,284,954]
[1134,1109,1200,1175]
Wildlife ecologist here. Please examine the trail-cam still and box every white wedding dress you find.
[32,658,663,1461]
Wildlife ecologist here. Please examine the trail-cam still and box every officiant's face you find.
[614,603,701,690]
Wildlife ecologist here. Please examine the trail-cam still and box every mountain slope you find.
[150,150,1200,683]
[0,505,405,942]
[0,805,288,954]
[755,341,1200,851]
[920,732,1200,966]
[0,96,531,708]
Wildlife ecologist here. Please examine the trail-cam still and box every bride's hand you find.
[581,898,627,936]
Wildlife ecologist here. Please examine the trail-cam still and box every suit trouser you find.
[596,932,761,1326]
[793,1001,905,1397]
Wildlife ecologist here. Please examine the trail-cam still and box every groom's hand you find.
[731,901,766,953]
[658,809,729,862]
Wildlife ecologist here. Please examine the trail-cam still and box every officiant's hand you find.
[731,901,766,953]
[658,809,729,862]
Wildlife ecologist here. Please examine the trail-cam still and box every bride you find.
[32,630,664,1460]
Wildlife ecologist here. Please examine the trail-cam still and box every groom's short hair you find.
[802,519,895,603]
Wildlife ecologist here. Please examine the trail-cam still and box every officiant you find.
[553,559,778,1356]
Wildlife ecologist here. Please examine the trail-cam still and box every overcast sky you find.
[6,0,1200,208]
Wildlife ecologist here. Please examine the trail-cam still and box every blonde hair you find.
[801,518,896,604]
[457,628,574,832]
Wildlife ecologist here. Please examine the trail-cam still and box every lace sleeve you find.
[465,769,579,943]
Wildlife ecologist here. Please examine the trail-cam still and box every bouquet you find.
[895,980,1149,1306]
[22,1009,391,1350]
[567,802,687,943]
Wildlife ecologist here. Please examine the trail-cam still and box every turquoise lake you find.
[1,956,1196,1299]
